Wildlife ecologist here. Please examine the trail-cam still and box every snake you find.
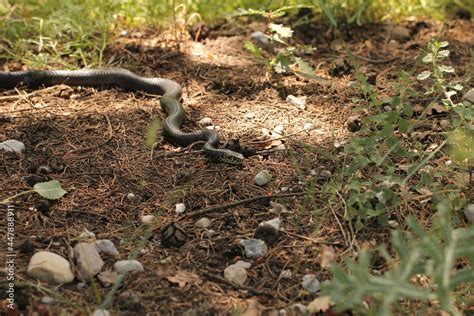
[0,68,245,164]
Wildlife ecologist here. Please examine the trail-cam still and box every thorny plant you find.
[321,39,473,314]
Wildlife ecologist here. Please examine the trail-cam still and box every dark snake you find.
[0,69,245,164]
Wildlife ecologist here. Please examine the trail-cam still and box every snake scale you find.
[0,69,244,164]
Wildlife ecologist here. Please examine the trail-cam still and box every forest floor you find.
[0,16,473,315]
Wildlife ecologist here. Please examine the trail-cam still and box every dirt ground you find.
[0,17,473,315]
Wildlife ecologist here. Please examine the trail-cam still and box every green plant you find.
[323,199,474,315]
[1,180,67,205]
[237,6,322,79]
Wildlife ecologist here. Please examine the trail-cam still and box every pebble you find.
[77,282,86,290]
[93,309,110,316]
[279,269,292,279]
[95,239,119,256]
[73,242,104,280]
[286,95,307,110]
[303,122,314,130]
[320,170,332,180]
[234,260,252,269]
[0,139,25,153]
[195,217,211,229]
[255,222,280,246]
[114,260,144,273]
[78,228,96,242]
[205,229,216,237]
[464,88,474,103]
[198,117,213,125]
[280,187,288,192]
[27,251,75,284]
[141,214,156,225]
[302,274,321,293]
[240,239,268,258]
[259,218,281,231]
[254,170,272,186]
[273,125,284,135]
[463,204,474,224]
[175,203,186,215]
[97,270,118,287]
[224,264,248,286]
[41,296,53,304]
[269,201,288,214]
[245,112,255,119]
[250,31,269,46]
[388,220,400,228]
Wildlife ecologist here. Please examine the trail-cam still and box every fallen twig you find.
[181,191,309,219]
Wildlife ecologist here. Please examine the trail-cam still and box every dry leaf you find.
[166,270,201,288]
[307,295,333,313]
[320,246,336,269]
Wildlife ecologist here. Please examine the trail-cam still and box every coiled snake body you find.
[0,69,244,164]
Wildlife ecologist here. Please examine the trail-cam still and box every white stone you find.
[269,201,288,214]
[175,203,186,214]
[95,239,119,256]
[41,296,53,304]
[273,125,284,134]
[255,170,272,186]
[259,218,281,231]
[195,217,211,229]
[93,310,110,316]
[303,122,314,130]
[205,229,216,237]
[279,269,292,279]
[250,31,269,46]
[27,251,75,284]
[464,204,474,224]
[0,139,25,153]
[198,117,213,125]
[234,260,252,269]
[224,264,248,286]
[240,239,268,258]
[286,95,307,110]
[280,187,288,192]
[114,260,144,273]
[141,214,156,225]
[73,242,104,280]
[302,274,321,293]
[245,112,255,119]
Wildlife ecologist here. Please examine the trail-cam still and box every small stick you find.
[181,192,309,219]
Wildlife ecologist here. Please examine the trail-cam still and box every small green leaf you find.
[269,23,293,38]
[34,180,67,200]
[271,54,291,73]
[439,41,449,48]
[422,53,433,63]
[244,41,262,59]
[452,84,463,91]
[439,65,455,73]
[438,50,450,58]
[417,71,431,81]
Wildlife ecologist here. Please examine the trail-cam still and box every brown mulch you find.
[0,17,472,315]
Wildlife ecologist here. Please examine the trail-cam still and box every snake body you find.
[0,69,244,164]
